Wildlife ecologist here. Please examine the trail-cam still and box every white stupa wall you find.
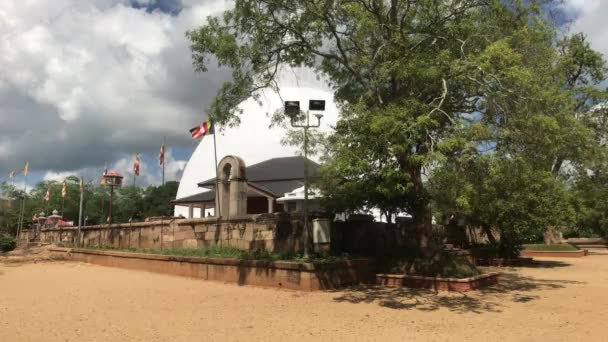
[174,66,339,217]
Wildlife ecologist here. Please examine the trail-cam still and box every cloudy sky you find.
[0,0,607,189]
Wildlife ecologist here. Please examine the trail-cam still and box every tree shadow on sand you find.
[331,272,585,314]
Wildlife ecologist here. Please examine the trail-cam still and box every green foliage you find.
[570,172,608,238]
[188,0,607,249]
[431,156,574,246]
[0,236,17,253]
[523,244,578,251]
[470,242,523,259]
[382,253,481,278]
[0,180,179,232]
[81,245,349,262]
[0,182,21,235]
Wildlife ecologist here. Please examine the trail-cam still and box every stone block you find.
[204,231,217,241]
[257,230,274,240]
[182,239,198,249]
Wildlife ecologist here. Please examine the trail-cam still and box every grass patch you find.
[75,245,350,263]
[523,243,579,251]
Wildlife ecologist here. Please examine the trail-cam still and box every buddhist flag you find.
[159,144,165,166]
[61,181,67,198]
[79,178,84,193]
[101,164,108,185]
[23,162,29,176]
[133,154,141,176]
[44,185,51,202]
[190,120,214,139]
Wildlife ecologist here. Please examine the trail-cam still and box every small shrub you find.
[562,227,599,239]
[0,236,17,253]
[523,243,579,251]
[379,251,481,278]
[471,241,523,259]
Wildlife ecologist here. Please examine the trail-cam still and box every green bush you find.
[0,236,17,253]
[471,241,523,259]
[523,244,578,251]
[562,227,599,239]
[379,251,481,278]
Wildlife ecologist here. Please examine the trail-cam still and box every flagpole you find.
[77,179,84,247]
[61,197,65,217]
[213,129,220,217]
[162,137,166,187]
[16,174,27,241]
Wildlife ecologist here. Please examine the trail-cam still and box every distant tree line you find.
[0,179,179,234]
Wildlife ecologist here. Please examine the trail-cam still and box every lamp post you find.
[284,99,325,258]
[102,171,123,245]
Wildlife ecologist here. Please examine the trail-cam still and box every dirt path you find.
[1,252,607,341]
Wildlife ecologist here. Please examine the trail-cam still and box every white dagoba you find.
[174,66,340,218]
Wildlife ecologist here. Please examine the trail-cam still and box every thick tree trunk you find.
[481,224,496,244]
[408,164,433,250]
[412,201,433,249]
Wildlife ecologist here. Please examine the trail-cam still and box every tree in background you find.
[430,156,573,256]
[188,0,606,249]
[0,180,179,232]
[0,182,22,234]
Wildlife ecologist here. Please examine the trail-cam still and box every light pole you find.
[284,99,325,258]
[102,171,123,246]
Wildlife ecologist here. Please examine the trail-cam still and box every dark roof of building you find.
[172,191,215,204]
[173,156,317,204]
[197,156,319,187]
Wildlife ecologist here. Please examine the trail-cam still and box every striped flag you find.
[190,120,214,139]
[44,185,51,202]
[133,154,141,176]
[9,171,15,179]
[79,178,84,193]
[159,144,165,166]
[101,164,108,185]
[23,162,29,176]
[61,181,67,198]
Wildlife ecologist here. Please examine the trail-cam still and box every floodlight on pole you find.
[284,99,325,258]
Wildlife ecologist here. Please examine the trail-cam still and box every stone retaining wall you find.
[49,248,372,291]
[375,272,500,292]
[520,249,588,258]
[21,214,306,254]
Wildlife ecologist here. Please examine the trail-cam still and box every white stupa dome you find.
[174,66,339,217]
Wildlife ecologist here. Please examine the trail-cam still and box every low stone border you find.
[473,257,534,267]
[521,249,588,258]
[48,248,372,291]
[375,272,500,292]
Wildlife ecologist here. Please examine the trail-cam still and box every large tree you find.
[187,0,602,248]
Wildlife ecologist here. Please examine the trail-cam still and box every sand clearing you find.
[1,252,608,342]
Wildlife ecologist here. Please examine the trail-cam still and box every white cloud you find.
[566,1,608,58]
[43,171,78,182]
[0,0,231,178]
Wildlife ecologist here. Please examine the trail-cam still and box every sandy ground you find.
[1,251,608,342]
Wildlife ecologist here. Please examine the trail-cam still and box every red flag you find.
[133,154,141,176]
[159,144,165,166]
[190,120,214,139]
[61,181,67,198]
[44,185,51,201]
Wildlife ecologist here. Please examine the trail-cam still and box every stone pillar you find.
[217,155,248,218]
[188,205,194,219]
[268,198,274,214]
[229,180,247,217]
